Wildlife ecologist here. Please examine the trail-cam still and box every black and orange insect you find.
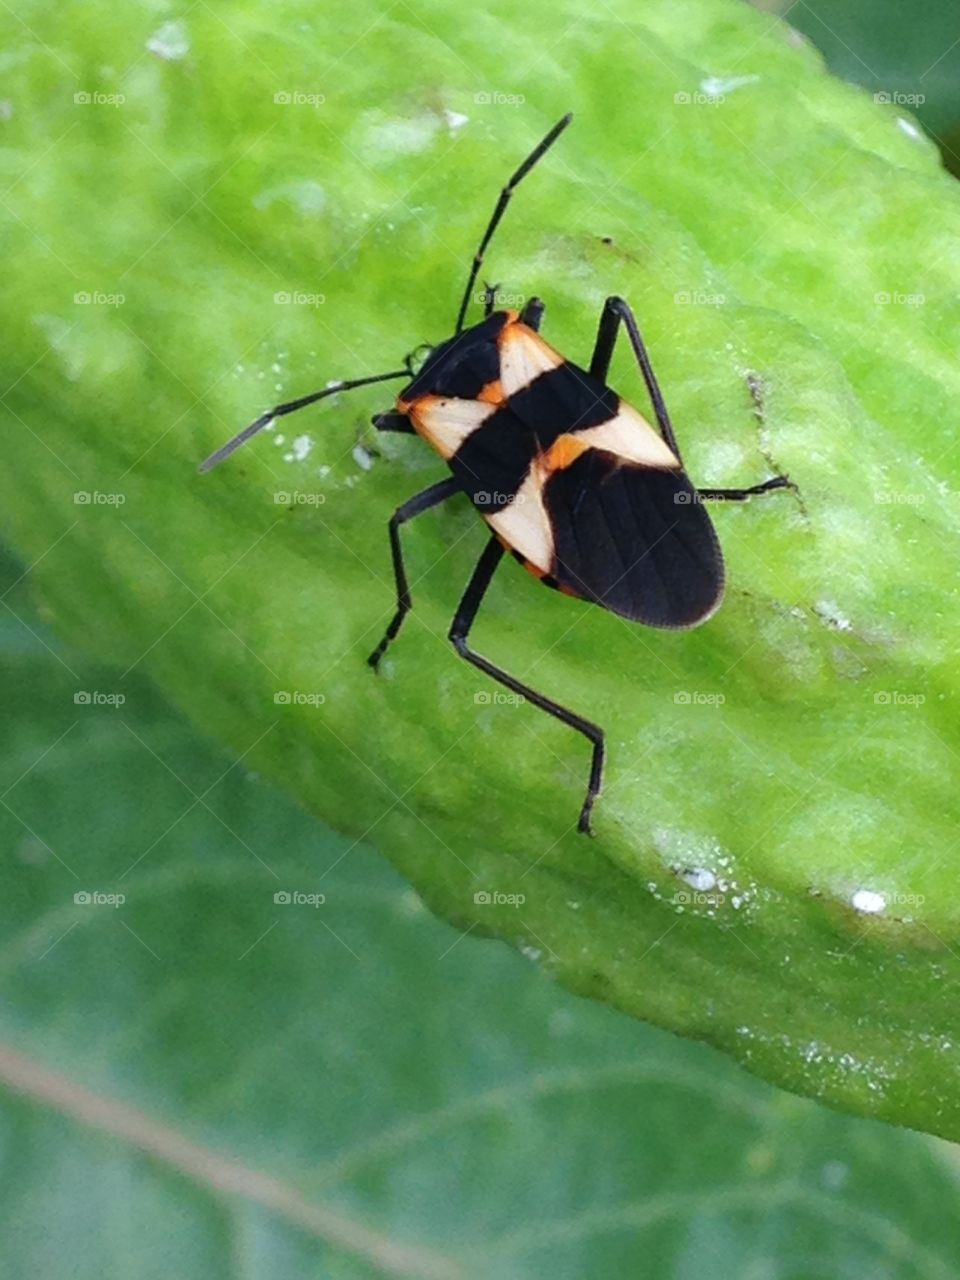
[201,112,791,834]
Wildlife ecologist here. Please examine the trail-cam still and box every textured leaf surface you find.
[3,552,960,1279]
[3,0,960,1136]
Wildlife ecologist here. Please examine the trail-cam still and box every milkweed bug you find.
[200,112,792,835]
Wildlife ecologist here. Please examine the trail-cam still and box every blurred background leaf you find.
[3,540,960,1278]
[753,0,960,171]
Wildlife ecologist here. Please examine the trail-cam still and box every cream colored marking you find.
[407,395,496,460]
[575,401,680,469]
[484,467,554,574]
[498,323,563,395]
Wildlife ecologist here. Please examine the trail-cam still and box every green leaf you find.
[4,551,960,1279]
[4,0,960,1137]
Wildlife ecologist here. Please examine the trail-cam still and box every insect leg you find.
[589,296,683,462]
[454,113,573,334]
[199,368,410,473]
[368,478,462,671]
[698,476,793,501]
[519,297,545,331]
[372,412,416,433]
[449,536,605,835]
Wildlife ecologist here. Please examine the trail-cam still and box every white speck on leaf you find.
[252,181,326,215]
[291,435,313,462]
[896,117,923,141]
[820,1160,849,1190]
[701,74,759,96]
[362,114,439,158]
[353,444,375,472]
[681,867,717,892]
[815,599,852,632]
[147,20,190,61]
[852,888,886,915]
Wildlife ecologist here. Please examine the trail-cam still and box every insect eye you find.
[404,343,434,376]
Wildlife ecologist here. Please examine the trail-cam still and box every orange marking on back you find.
[477,378,505,405]
[542,434,589,473]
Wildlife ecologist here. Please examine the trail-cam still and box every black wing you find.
[542,448,724,628]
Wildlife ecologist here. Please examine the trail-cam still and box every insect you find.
[201,112,792,835]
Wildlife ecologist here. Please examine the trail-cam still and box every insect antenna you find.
[453,111,572,335]
[198,368,409,473]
